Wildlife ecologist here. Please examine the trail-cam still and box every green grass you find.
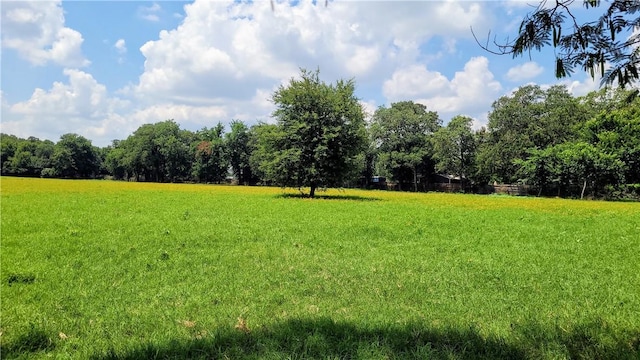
[1,177,639,359]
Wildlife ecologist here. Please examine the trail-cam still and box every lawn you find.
[1,177,639,359]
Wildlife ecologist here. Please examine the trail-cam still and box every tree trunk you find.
[310,183,316,198]
[581,179,587,200]
[413,167,418,192]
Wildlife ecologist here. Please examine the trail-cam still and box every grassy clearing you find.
[1,177,639,359]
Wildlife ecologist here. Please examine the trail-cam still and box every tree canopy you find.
[370,101,441,191]
[476,0,640,87]
[260,69,367,197]
[431,115,476,189]
[2,84,639,200]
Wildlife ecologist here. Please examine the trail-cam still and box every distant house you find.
[431,174,462,184]
[430,174,463,192]
[370,176,387,190]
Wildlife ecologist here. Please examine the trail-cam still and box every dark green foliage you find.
[481,0,640,87]
[581,94,640,185]
[1,82,639,200]
[247,123,282,186]
[0,133,19,173]
[192,123,228,183]
[480,85,586,183]
[370,101,441,191]
[52,133,101,178]
[226,120,254,185]
[432,115,476,190]
[0,135,55,177]
[259,68,367,197]
[513,87,639,198]
[105,120,195,182]
[5,272,36,286]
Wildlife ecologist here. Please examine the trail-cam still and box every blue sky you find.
[1,1,603,147]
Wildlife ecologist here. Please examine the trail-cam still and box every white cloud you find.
[3,0,504,145]
[383,57,502,124]
[1,1,89,67]
[383,65,449,100]
[561,76,601,97]
[3,69,129,145]
[359,99,378,122]
[139,3,161,22]
[114,39,126,54]
[131,0,492,105]
[506,62,544,82]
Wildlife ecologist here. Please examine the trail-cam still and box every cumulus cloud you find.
[506,62,544,82]
[561,75,601,97]
[3,0,501,145]
[138,3,162,22]
[383,57,502,123]
[0,1,89,67]
[3,69,129,145]
[383,64,449,100]
[132,0,491,106]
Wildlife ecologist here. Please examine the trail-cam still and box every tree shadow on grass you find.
[276,193,382,202]
[84,317,639,360]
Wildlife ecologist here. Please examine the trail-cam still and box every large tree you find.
[264,69,367,197]
[225,120,254,185]
[431,115,476,190]
[192,124,228,183]
[370,101,441,191]
[116,120,192,182]
[52,133,100,178]
[480,84,586,183]
[248,123,281,186]
[476,0,640,87]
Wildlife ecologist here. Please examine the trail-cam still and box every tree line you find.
[2,70,639,199]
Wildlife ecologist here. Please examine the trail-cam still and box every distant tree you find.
[263,68,367,197]
[248,123,281,185]
[1,134,19,174]
[119,120,192,182]
[104,140,130,180]
[581,93,640,186]
[482,84,586,183]
[431,115,476,190]
[472,127,493,186]
[554,141,624,199]
[52,133,100,178]
[8,138,40,176]
[476,0,640,87]
[370,101,441,191]
[225,120,254,185]
[514,146,560,196]
[192,123,228,183]
[355,139,377,189]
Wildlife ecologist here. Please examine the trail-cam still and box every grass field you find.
[1,177,639,359]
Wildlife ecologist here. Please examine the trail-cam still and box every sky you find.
[1,0,604,147]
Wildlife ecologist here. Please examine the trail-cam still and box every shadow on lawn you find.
[277,193,382,201]
[84,317,640,360]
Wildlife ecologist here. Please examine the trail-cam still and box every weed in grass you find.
[5,272,36,286]
[235,317,251,334]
